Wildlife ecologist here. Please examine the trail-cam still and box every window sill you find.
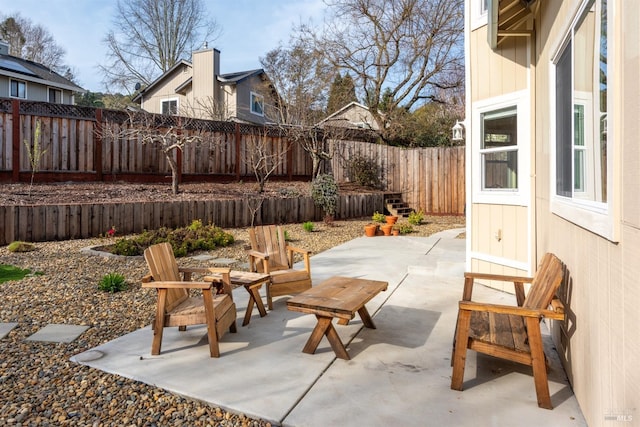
[551,196,618,242]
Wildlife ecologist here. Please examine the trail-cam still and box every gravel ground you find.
[0,216,465,426]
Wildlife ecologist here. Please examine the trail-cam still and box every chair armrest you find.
[286,245,311,256]
[462,272,533,305]
[458,300,565,320]
[464,272,533,283]
[286,245,311,272]
[141,281,212,290]
[246,249,269,260]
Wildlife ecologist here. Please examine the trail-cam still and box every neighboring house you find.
[318,101,379,130]
[132,47,277,125]
[0,40,84,104]
[465,0,636,424]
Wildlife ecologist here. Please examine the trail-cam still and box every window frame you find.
[10,79,26,99]
[471,0,489,30]
[161,98,178,115]
[549,0,618,241]
[48,87,63,104]
[250,92,264,116]
[472,90,530,206]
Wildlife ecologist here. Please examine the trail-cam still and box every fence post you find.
[11,99,20,182]
[235,122,241,180]
[94,108,103,181]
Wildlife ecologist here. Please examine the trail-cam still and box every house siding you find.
[468,0,639,424]
[141,66,192,115]
[232,74,268,125]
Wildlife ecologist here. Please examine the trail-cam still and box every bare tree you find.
[260,27,340,178]
[101,111,205,194]
[319,0,464,142]
[0,13,68,73]
[243,130,288,193]
[100,0,221,94]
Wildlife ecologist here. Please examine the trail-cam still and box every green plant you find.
[408,210,424,226]
[98,272,127,293]
[0,264,42,283]
[7,241,36,253]
[398,224,414,234]
[283,229,291,241]
[109,220,235,257]
[303,221,314,232]
[311,173,339,222]
[372,211,385,223]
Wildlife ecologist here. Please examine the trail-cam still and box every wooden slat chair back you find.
[142,242,237,357]
[248,225,312,310]
[451,253,566,409]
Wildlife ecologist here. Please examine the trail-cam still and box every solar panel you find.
[0,58,37,77]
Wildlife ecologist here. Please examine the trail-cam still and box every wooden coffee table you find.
[205,271,270,326]
[286,276,388,360]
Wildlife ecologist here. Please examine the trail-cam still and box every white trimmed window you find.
[48,88,62,104]
[481,106,518,191]
[471,0,489,30]
[472,91,530,206]
[250,92,264,116]
[551,0,616,240]
[10,79,26,98]
[161,98,178,115]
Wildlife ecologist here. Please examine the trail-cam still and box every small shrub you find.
[98,272,127,293]
[346,155,383,189]
[372,211,385,223]
[408,210,424,226]
[7,241,36,253]
[110,220,234,257]
[311,173,339,222]
[398,224,414,234]
[302,221,314,232]
[283,229,291,241]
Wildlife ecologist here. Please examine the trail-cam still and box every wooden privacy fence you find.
[0,98,465,216]
[329,140,465,215]
[0,193,385,245]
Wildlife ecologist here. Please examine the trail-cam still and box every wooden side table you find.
[205,271,270,326]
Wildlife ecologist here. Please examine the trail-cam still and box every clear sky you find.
[1,0,327,93]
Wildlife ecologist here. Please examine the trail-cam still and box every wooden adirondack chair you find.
[142,242,237,357]
[450,253,566,409]
[247,225,312,310]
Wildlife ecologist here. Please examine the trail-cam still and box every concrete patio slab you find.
[71,231,587,426]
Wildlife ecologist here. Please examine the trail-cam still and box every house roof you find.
[0,53,85,92]
[132,59,192,102]
[488,0,537,49]
[318,102,378,129]
[218,69,264,85]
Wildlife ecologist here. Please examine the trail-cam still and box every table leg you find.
[242,285,268,326]
[357,306,376,329]
[302,316,350,360]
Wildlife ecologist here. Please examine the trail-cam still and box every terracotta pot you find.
[380,224,393,236]
[385,215,398,225]
[364,224,378,237]
[391,229,400,236]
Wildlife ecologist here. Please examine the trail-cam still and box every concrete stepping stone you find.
[0,322,18,339]
[191,254,215,261]
[26,324,89,343]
